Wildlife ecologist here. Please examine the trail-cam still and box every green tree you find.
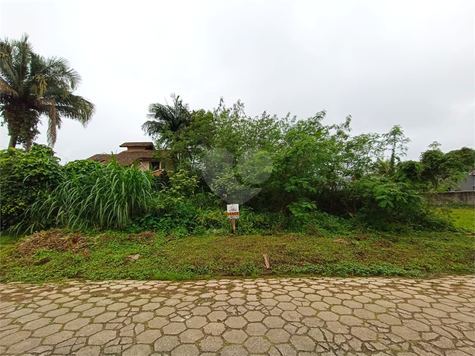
[420,148,446,190]
[172,109,216,170]
[382,125,410,175]
[396,160,424,186]
[419,146,474,191]
[442,147,475,178]
[142,93,191,149]
[139,96,452,229]
[0,34,95,150]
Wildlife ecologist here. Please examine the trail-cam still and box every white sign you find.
[227,204,239,219]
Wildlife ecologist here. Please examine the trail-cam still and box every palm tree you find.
[0,34,95,150]
[373,158,391,176]
[142,93,191,149]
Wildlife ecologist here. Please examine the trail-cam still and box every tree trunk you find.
[25,139,32,152]
[8,134,17,149]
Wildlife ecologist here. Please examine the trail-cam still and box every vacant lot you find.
[1,233,472,283]
[1,207,473,284]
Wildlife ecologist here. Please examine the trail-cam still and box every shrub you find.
[0,145,62,231]
[236,208,287,235]
[128,170,201,234]
[349,176,454,231]
[196,209,228,232]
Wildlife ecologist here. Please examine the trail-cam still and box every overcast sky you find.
[1,0,473,163]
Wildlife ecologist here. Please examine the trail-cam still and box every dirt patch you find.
[18,229,89,257]
[125,232,156,244]
[332,239,347,244]
[373,240,392,248]
[307,226,324,237]
[98,232,156,244]
[354,234,370,241]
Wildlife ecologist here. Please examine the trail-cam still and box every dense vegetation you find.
[2,97,474,283]
[2,98,473,236]
[0,145,62,230]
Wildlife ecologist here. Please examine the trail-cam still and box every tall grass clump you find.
[19,160,156,232]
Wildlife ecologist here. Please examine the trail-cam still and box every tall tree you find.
[383,125,410,175]
[420,146,475,191]
[142,93,191,149]
[0,34,95,150]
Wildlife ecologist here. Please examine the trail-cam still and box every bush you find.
[349,176,454,231]
[0,145,62,231]
[196,209,228,232]
[234,208,287,235]
[128,170,202,234]
[63,159,105,177]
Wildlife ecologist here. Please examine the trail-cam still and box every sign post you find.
[227,204,239,234]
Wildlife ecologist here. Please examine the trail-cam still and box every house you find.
[453,172,475,191]
[435,172,475,205]
[87,142,171,174]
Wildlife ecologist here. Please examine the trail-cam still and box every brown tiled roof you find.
[119,142,154,148]
[87,150,169,166]
[88,154,110,163]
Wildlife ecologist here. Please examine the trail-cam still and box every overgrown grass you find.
[1,228,473,283]
[19,161,156,233]
[449,205,474,231]
[0,234,18,246]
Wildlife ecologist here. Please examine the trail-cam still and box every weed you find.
[229,262,260,278]
[20,160,156,232]
[1,228,473,284]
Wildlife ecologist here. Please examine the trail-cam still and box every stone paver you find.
[154,335,179,352]
[0,275,473,355]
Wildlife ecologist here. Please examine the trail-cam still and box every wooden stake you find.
[263,254,270,269]
[232,219,236,234]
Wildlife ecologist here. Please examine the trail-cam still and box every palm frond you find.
[0,34,33,92]
[53,94,95,125]
[39,98,58,146]
[144,94,191,137]
[142,120,165,137]
[11,35,32,84]
[0,77,18,97]
[41,56,82,91]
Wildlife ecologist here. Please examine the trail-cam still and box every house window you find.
[150,162,161,171]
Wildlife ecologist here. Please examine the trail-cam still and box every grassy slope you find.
[450,205,474,231]
[1,207,473,284]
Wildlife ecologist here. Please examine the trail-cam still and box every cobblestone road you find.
[0,276,474,356]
